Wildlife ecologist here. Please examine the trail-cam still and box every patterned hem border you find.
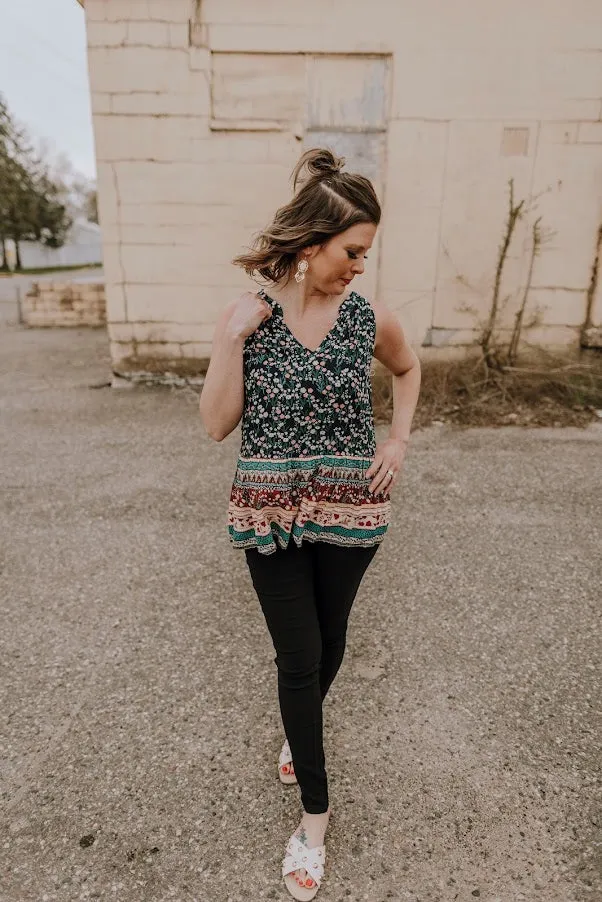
[229,523,388,555]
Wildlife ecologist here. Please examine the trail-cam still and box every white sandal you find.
[278,738,298,784]
[282,833,326,900]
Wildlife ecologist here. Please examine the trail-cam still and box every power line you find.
[3,7,85,73]
[0,39,90,98]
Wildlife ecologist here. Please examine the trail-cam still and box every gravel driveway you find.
[1,323,600,902]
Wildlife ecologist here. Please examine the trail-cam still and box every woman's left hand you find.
[366,437,408,496]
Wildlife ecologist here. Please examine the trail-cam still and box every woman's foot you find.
[279,738,297,784]
[280,760,296,779]
[283,807,331,897]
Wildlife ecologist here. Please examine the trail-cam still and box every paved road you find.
[0,324,600,902]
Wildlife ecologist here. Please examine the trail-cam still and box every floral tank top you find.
[227,288,391,555]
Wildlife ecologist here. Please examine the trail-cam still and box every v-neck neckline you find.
[259,289,354,355]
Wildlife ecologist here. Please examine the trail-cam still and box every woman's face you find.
[303,221,377,296]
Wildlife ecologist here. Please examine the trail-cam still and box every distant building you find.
[79,0,602,374]
[5,218,102,270]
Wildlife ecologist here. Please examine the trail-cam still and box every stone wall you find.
[22,281,106,328]
[84,0,602,374]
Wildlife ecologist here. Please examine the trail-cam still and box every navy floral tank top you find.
[227,288,391,555]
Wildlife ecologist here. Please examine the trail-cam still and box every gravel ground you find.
[1,324,600,902]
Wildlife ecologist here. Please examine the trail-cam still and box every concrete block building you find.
[79,0,602,374]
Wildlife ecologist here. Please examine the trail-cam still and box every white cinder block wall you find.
[84,0,602,373]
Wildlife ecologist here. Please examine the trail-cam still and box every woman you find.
[199,148,421,899]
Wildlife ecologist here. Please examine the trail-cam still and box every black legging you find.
[245,540,380,813]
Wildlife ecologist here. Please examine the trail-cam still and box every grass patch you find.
[372,352,602,429]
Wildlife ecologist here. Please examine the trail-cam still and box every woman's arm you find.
[365,299,421,494]
[372,299,422,444]
[199,300,246,442]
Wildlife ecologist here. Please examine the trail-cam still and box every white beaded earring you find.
[294,258,309,283]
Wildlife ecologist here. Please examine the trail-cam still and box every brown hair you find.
[232,148,381,283]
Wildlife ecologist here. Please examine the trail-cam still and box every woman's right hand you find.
[226,291,273,340]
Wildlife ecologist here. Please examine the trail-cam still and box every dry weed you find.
[372,352,602,430]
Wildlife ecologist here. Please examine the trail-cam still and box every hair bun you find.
[292,147,345,190]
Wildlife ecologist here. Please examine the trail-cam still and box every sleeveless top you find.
[227,288,391,555]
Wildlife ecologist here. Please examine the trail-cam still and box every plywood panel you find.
[307,55,389,129]
[304,130,385,190]
[211,52,306,126]
[302,131,385,301]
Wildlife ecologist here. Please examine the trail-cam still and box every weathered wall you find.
[84,0,602,373]
[22,281,106,327]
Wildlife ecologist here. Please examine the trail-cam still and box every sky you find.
[0,0,96,178]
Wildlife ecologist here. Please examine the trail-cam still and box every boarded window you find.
[304,56,390,300]
[307,56,389,132]
[209,51,390,298]
[210,52,389,139]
